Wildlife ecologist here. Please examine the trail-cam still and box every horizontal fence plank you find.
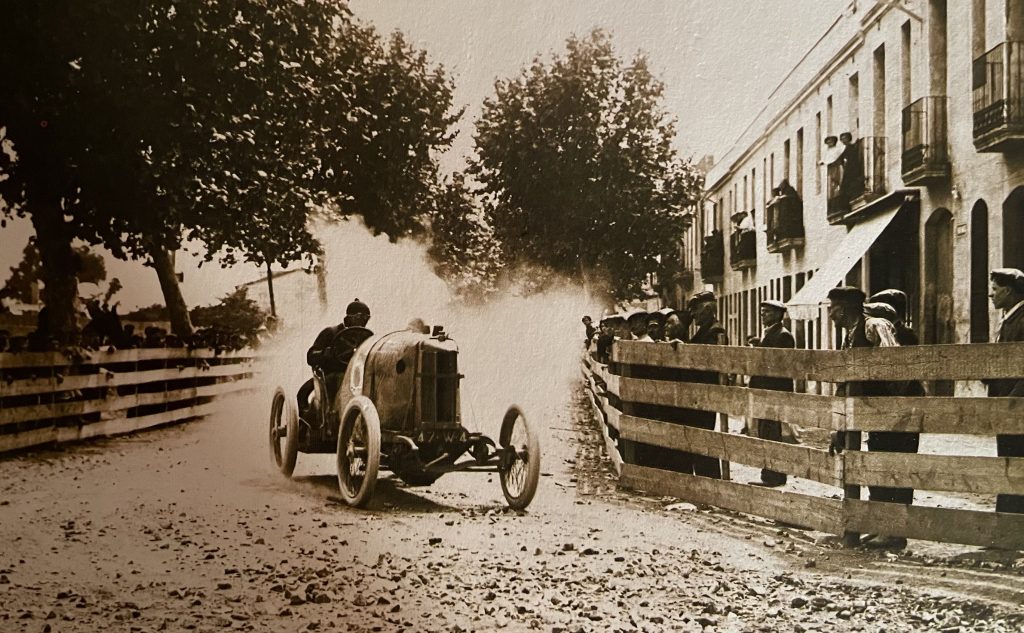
[845,452,1024,495]
[845,396,1024,434]
[0,379,251,427]
[0,348,253,369]
[75,400,222,442]
[0,362,253,398]
[620,464,844,534]
[621,416,842,487]
[612,340,1024,382]
[843,499,1024,550]
[0,427,58,453]
[619,378,840,430]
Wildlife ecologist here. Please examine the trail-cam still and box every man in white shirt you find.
[988,268,1024,514]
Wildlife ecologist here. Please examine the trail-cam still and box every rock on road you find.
[1,388,1022,632]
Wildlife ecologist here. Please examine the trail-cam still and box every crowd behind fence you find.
[582,340,1024,550]
[0,348,253,453]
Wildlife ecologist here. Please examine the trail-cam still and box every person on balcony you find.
[986,268,1024,514]
[838,132,863,203]
[748,300,797,488]
[821,134,843,167]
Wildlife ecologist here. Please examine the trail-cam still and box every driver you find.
[297,299,372,416]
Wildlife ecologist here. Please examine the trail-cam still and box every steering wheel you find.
[329,326,374,364]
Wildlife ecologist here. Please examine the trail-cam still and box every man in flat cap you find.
[828,286,913,548]
[680,290,728,478]
[988,268,1024,513]
[626,309,649,340]
[748,300,797,487]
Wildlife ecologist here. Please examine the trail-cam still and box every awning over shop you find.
[786,204,904,321]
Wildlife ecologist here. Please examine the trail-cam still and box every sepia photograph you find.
[1,0,1023,631]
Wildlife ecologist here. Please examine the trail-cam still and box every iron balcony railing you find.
[972,41,1024,141]
[901,96,950,180]
[700,231,724,280]
[729,228,756,269]
[766,194,804,250]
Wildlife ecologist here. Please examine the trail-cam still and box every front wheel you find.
[269,387,299,477]
[498,405,541,510]
[336,396,381,508]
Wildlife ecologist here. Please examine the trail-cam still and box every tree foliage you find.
[427,173,502,302]
[469,30,702,300]
[189,288,267,339]
[0,238,106,303]
[0,1,461,339]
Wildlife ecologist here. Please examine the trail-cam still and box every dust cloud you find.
[255,217,600,442]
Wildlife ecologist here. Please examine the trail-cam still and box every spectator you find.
[828,286,912,549]
[595,313,621,364]
[868,289,918,346]
[625,310,648,340]
[987,268,1024,514]
[749,300,797,487]
[581,315,596,348]
[662,310,690,343]
[679,290,727,479]
[821,134,843,167]
[838,131,862,201]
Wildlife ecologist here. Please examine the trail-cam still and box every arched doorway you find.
[925,208,954,395]
[1004,187,1024,271]
[971,200,990,343]
[925,208,954,345]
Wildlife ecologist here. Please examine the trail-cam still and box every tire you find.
[498,405,541,510]
[336,396,381,508]
[269,387,299,478]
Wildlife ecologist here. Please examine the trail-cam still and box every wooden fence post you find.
[841,392,861,547]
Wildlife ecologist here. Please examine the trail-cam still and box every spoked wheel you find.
[498,405,541,510]
[336,396,381,508]
[269,387,299,477]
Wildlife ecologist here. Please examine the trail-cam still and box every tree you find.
[469,30,703,300]
[0,238,106,303]
[190,288,267,342]
[427,173,502,302]
[1,1,461,341]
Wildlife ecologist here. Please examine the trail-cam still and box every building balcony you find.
[729,228,756,270]
[700,231,724,282]
[826,136,887,224]
[973,41,1024,152]
[766,194,805,253]
[901,96,950,184]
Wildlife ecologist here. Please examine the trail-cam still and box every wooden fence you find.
[0,348,253,454]
[582,340,1024,550]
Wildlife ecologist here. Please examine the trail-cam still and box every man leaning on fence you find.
[748,300,797,488]
[987,268,1024,514]
[827,286,916,549]
[680,291,727,479]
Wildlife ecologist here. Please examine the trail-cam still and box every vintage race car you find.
[268,327,541,510]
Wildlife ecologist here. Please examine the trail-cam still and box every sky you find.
[0,1,841,311]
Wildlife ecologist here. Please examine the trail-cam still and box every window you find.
[849,73,860,136]
[873,46,886,137]
[783,139,791,180]
[902,21,912,106]
[815,112,822,193]
[796,128,804,196]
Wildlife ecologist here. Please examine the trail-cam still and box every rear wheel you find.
[498,405,541,510]
[336,396,381,507]
[269,388,299,477]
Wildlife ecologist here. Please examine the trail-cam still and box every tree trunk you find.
[151,245,193,338]
[265,259,277,317]
[30,204,80,344]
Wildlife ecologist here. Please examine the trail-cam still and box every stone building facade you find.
[678,0,1024,353]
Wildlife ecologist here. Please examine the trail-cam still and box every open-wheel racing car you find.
[268,326,541,510]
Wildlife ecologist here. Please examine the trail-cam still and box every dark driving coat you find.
[749,323,795,392]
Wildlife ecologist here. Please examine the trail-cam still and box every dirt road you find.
[1,388,1022,632]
